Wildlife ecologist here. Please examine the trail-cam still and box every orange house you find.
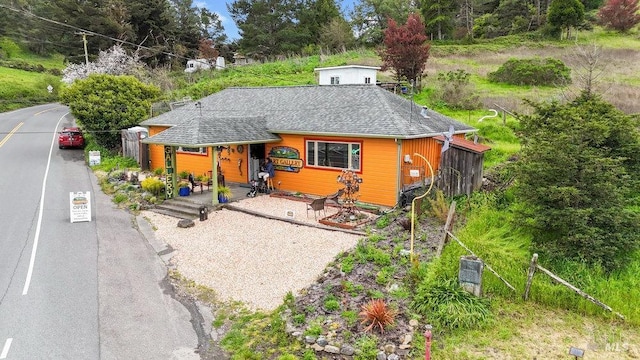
[140,85,478,207]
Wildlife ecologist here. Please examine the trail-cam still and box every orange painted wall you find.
[400,137,443,174]
[399,134,465,175]
[147,126,251,183]
[265,135,399,207]
[146,126,458,207]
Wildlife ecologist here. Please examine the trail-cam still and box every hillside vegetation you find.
[162,29,640,359]
[2,26,640,359]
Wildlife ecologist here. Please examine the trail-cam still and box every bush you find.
[412,278,492,331]
[435,69,481,110]
[141,177,165,196]
[488,57,571,86]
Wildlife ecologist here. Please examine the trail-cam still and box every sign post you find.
[70,191,91,223]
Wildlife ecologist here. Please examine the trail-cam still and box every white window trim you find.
[177,146,207,155]
[306,140,361,171]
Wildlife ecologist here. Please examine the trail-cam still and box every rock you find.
[317,336,328,346]
[384,344,396,354]
[311,343,324,351]
[388,283,399,292]
[324,345,340,354]
[177,219,195,228]
[402,334,412,345]
[376,351,387,360]
[305,336,317,344]
[399,249,412,257]
[292,331,302,338]
[399,344,411,350]
[388,354,399,360]
[340,345,355,355]
[408,319,419,327]
[396,349,409,357]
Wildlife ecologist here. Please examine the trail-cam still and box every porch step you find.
[151,197,212,219]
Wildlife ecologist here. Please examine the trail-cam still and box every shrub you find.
[427,190,450,223]
[141,176,165,196]
[323,294,340,312]
[359,299,397,333]
[488,57,571,86]
[435,69,481,110]
[375,215,391,229]
[113,193,128,204]
[412,278,491,331]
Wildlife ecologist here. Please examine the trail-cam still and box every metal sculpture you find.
[336,169,363,217]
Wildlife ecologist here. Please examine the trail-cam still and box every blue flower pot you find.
[218,193,229,203]
[179,187,190,196]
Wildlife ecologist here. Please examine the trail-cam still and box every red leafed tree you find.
[597,0,640,32]
[378,13,431,86]
[198,38,219,62]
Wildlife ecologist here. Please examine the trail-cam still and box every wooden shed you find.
[434,135,491,197]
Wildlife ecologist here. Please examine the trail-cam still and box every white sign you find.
[409,169,420,177]
[89,151,101,166]
[70,192,91,223]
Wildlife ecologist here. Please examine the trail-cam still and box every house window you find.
[177,146,206,155]
[306,140,361,171]
[188,63,194,68]
[364,77,371,84]
[330,76,340,85]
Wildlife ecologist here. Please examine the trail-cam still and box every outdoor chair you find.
[307,197,327,219]
[326,188,344,207]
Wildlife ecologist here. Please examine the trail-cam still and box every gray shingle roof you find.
[141,85,476,145]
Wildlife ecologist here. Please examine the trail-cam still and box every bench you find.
[191,173,226,194]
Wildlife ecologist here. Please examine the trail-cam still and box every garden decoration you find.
[336,169,363,219]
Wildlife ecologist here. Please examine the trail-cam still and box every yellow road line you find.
[0,122,24,148]
[34,106,61,116]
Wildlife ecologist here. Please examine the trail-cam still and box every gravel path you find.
[142,196,365,311]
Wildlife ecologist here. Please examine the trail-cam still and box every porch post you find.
[211,147,219,205]
[164,145,177,199]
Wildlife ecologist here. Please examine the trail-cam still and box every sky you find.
[198,0,356,41]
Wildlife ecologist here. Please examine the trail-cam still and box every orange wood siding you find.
[267,135,399,207]
[147,126,251,182]
[146,126,460,207]
[400,137,443,174]
[148,126,168,173]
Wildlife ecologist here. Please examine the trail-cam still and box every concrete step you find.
[149,207,196,220]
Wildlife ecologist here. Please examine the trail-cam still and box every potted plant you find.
[178,180,190,196]
[217,185,232,203]
[178,170,190,180]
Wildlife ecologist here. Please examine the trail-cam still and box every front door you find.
[248,144,266,181]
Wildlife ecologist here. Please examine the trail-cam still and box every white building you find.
[314,65,381,85]
[185,57,226,73]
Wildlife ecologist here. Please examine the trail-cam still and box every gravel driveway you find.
[142,196,365,311]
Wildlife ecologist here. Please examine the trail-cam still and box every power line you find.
[0,4,192,63]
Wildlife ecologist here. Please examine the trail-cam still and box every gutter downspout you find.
[211,147,219,205]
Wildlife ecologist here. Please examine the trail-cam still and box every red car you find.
[58,127,85,149]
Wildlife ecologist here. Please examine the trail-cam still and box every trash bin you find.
[199,205,208,221]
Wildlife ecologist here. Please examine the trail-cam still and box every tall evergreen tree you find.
[515,92,640,271]
[298,0,341,44]
[421,0,457,40]
[350,0,420,46]
[228,0,305,60]
[548,0,585,39]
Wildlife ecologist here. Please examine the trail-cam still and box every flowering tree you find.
[597,0,640,32]
[62,45,144,84]
[377,13,430,86]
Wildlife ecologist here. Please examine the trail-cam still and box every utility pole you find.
[76,32,91,65]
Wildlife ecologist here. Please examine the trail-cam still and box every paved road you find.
[0,104,199,359]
